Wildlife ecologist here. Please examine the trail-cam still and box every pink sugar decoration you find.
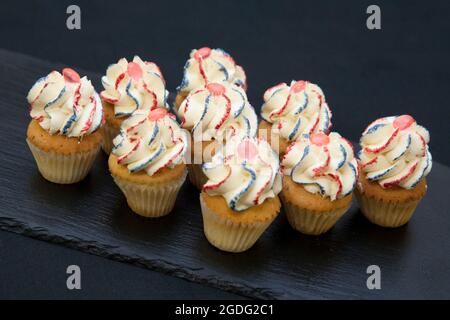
[393,114,415,130]
[206,83,225,96]
[148,108,168,121]
[238,140,258,161]
[194,47,212,60]
[310,132,330,146]
[63,68,80,83]
[291,80,306,93]
[127,62,143,81]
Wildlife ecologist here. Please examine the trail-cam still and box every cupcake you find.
[200,136,282,252]
[356,115,432,227]
[178,82,257,189]
[26,68,103,184]
[280,132,358,235]
[175,47,247,109]
[259,80,332,157]
[100,56,169,154]
[109,108,188,218]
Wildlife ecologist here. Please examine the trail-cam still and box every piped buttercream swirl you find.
[359,115,432,189]
[178,82,257,141]
[261,80,332,142]
[282,132,358,200]
[27,68,103,138]
[177,47,246,93]
[101,56,168,117]
[112,108,188,176]
[202,136,282,211]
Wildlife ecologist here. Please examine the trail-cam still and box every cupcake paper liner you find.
[355,190,420,227]
[112,170,187,218]
[281,194,350,235]
[100,121,120,154]
[200,195,276,253]
[188,163,208,190]
[27,139,100,184]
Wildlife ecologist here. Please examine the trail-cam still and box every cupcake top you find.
[111,108,188,176]
[282,132,358,201]
[178,82,257,142]
[359,115,432,189]
[100,56,168,117]
[202,136,282,211]
[27,68,103,138]
[261,80,332,142]
[177,47,247,93]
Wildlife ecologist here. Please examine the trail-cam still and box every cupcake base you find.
[112,171,187,218]
[26,120,102,184]
[27,139,101,184]
[281,195,350,235]
[109,154,187,218]
[355,190,419,227]
[355,170,427,228]
[281,176,352,235]
[200,192,280,253]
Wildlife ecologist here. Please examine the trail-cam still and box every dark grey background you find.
[0,0,449,299]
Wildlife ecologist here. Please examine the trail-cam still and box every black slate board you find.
[1,49,450,299]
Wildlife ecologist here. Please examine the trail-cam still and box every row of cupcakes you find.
[26,47,432,253]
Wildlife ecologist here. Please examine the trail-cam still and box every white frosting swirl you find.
[27,69,103,137]
[111,108,188,176]
[282,132,358,200]
[178,82,257,141]
[203,136,282,211]
[177,47,247,93]
[261,80,332,141]
[359,115,432,189]
[101,56,168,117]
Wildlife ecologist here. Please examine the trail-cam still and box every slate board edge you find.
[0,216,283,300]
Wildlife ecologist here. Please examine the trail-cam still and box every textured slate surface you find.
[1,49,449,299]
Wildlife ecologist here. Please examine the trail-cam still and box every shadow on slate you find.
[0,49,450,299]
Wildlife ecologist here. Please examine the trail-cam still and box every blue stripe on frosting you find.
[232,88,245,117]
[61,110,77,135]
[288,117,302,141]
[367,163,397,181]
[44,86,66,112]
[336,144,347,170]
[294,92,308,115]
[112,129,126,151]
[292,145,310,175]
[126,81,139,113]
[129,142,165,173]
[229,162,256,211]
[392,134,411,161]
[193,94,211,132]
[343,162,357,197]
[213,60,229,81]
[148,122,159,146]
[366,123,386,135]
[176,60,190,91]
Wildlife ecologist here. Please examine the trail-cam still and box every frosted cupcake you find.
[109,108,188,218]
[100,56,169,154]
[178,82,257,189]
[356,115,432,227]
[175,47,247,109]
[200,136,282,252]
[259,80,332,157]
[26,68,103,184]
[281,132,358,235]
